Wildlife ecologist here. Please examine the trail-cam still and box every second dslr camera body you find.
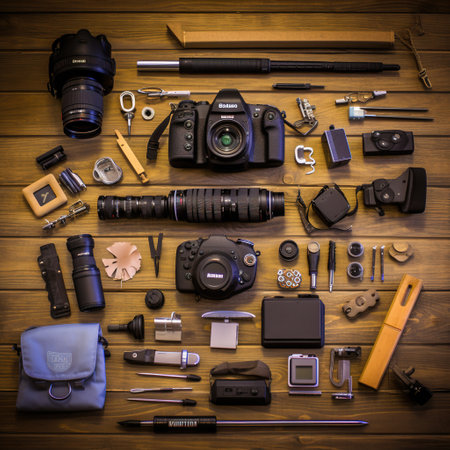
[169,89,285,171]
[176,235,259,300]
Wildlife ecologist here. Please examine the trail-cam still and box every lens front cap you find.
[195,255,235,298]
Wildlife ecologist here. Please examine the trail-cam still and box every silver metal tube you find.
[217,419,368,426]
[137,60,180,71]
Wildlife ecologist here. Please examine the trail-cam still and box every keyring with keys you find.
[119,91,136,135]
[137,87,190,99]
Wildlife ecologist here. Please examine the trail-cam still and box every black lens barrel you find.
[97,188,284,223]
[66,234,105,311]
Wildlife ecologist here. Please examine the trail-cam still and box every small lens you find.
[61,77,104,139]
[209,122,244,158]
[66,234,105,311]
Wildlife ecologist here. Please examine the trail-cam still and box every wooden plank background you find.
[0,1,449,448]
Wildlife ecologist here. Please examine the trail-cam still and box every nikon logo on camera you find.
[207,273,224,279]
[218,103,238,109]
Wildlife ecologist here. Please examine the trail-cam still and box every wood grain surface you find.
[0,1,449,449]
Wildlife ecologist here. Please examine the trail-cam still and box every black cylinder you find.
[97,188,284,223]
[61,77,104,138]
[66,234,105,311]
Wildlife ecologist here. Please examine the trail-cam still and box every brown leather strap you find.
[210,360,271,380]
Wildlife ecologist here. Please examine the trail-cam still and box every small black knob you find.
[145,289,165,310]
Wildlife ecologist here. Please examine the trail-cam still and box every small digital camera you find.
[168,88,285,171]
[362,130,414,156]
[175,235,259,300]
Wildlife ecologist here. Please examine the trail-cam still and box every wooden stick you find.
[359,274,423,390]
[167,23,394,49]
[114,130,149,184]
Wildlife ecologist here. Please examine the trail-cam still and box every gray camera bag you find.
[16,323,106,411]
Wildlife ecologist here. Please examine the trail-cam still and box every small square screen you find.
[295,365,313,379]
[33,184,56,206]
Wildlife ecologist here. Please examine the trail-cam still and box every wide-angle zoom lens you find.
[61,77,104,139]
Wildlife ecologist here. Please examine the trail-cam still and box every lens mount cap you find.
[279,240,299,262]
[145,289,165,310]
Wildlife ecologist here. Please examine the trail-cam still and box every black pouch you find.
[210,360,271,405]
[261,295,325,348]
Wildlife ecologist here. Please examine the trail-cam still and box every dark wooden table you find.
[1,1,449,448]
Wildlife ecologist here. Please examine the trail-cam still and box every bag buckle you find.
[48,382,72,401]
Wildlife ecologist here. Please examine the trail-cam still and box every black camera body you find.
[168,89,285,171]
[175,235,259,299]
[363,130,414,156]
[362,167,427,214]
[48,29,116,139]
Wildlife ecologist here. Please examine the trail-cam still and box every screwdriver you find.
[137,372,201,381]
[272,83,325,90]
[127,398,197,406]
[307,241,320,290]
[328,240,336,292]
[130,387,192,394]
[119,416,368,432]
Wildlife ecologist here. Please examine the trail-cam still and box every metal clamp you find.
[329,347,361,400]
[202,311,255,349]
[294,145,315,174]
[154,312,182,342]
[293,98,318,136]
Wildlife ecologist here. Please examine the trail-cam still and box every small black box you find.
[322,125,352,168]
[261,295,325,348]
[210,379,271,405]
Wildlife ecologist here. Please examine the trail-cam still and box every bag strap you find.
[146,106,175,160]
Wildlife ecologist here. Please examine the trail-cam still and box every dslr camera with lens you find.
[362,130,414,156]
[176,235,260,300]
[168,88,285,171]
[48,29,116,139]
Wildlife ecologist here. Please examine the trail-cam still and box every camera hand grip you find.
[179,58,271,74]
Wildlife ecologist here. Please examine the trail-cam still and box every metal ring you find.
[180,349,188,370]
[48,382,72,401]
[120,91,136,113]
[142,106,155,120]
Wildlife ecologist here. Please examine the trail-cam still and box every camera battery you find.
[322,125,352,168]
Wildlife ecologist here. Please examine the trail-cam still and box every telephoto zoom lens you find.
[66,234,105,311]
[97,188,284,223]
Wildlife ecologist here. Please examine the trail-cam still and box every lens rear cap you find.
[145,289,165,309]
[279,240,299,262]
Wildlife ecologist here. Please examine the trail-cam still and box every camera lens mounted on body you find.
[48,29,116,139]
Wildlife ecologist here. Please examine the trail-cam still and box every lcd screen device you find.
[288,354,319,388]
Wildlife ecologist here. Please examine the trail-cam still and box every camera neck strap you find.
[296,185,362,234]
[147,106,176,161]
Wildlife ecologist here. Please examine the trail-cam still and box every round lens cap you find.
[197,257,232,291]
[145,289,165,310]
[279,240,299,262]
